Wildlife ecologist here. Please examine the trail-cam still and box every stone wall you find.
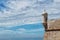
[44,31,60,40]
[48,19,60,30]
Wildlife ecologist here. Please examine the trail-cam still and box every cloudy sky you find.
[0,0,60,39]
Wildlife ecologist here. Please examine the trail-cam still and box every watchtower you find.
[42,10,48,31]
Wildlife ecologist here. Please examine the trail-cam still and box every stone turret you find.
[42,10,48,31]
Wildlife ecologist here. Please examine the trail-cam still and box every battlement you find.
[48,19,60,30]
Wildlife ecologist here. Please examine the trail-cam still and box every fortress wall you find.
[44,31,60,40]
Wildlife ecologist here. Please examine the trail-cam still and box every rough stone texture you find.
[44,31,60,40]
[44,19,60,40]
[48,19,60,30]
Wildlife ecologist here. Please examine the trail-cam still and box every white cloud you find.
[0,0,43,27]
[6,0,32,10]
[54,0,60,2]
[0,0,33,17]
[38,0,45,1]
[0,0,59,28]
[0,16,42,27]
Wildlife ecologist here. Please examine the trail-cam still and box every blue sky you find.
[0,0,60,39]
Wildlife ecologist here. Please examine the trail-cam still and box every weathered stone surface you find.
[42,10,60,40]
[44,31,60,40]
[48,19,60,30]
[44,19,60,40]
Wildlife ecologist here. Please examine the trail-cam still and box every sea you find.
[13,38,43,40]
[0,38,43,40]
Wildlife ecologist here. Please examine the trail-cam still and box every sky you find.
[0,0,60,39]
